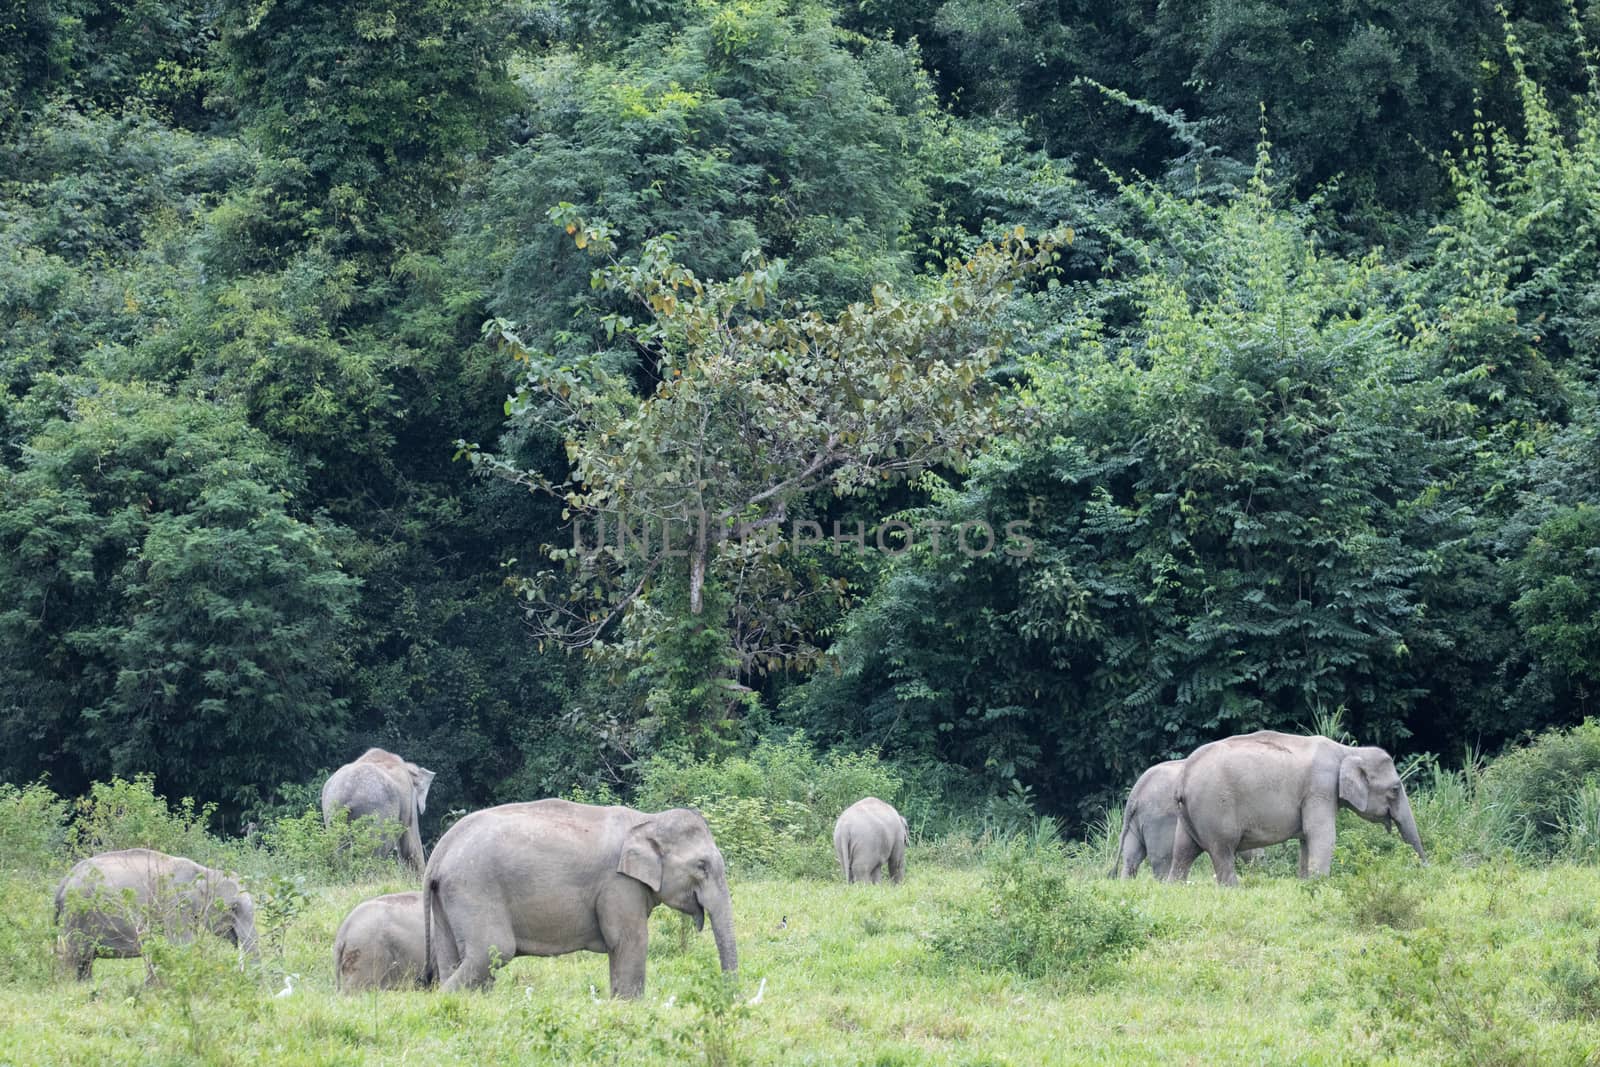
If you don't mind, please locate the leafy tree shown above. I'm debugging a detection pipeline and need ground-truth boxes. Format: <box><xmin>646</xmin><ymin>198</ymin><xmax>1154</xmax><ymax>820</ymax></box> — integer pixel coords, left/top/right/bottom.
<box><xmin>0</xmin><ymin>382</ymin><xmax>358</xmax><ymax>812</ymax></box>
<box><xmin>465</xmin><ymin>215</ymin><xmax>1060</xmax><ymax>751</ymax></box>
<box><xmin>215</xmin><ymin>0</ymin><xmax>517</xmax><ymax>258</ymax></box>
<box><xmin>460</xmin><ymin>0</ymin><xmax>935</xmax><ymax>359</ymax></box>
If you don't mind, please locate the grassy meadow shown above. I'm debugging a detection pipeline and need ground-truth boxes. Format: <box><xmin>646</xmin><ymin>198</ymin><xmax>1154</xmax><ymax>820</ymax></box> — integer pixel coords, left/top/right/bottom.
<box><xmin>5</xmin><ymin>828</ymin><xmax>1600</xmax><ymax>1065</ymax></box>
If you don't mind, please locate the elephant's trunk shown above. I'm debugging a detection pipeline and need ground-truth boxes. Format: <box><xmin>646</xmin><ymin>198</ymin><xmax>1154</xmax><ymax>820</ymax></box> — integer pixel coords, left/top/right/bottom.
<box><xmin>1394</xmin><ymin>790</ymin><xmax>1426</xmax><ymax>863</ymax></box>
<box><xmin>705</xmin><ymin>884</ymin><xmax>738</xmax><ymax>974</ymax></box>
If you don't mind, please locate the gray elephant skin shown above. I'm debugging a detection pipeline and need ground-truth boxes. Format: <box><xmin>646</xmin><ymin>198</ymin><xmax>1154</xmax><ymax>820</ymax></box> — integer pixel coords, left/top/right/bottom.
<box><xmin>321</xmin><ymin>748</ymin><xmax>436</xmax><ymax>875</ymax></box>
<box><xmin>334</xmin><ymin>891</ymin><xmax>425</xmax><ymax>992</ymax></box>
<box><xmin>1170</xmin><ymin>730</ymin><xmax>1426</xmax><ymax>885</ymax></box>
<box><xmin>422</xmin><ymin>799</ymin><xmax>737</xmax><ymax>997</ymax></box>
<box><xmin>1116</xmin><ymin>760</ymin><xmax>1263</xmax><ymax>879</ymax></box>
<box><xmin>833</xmin><ymin>797</ymin><xmax>907</xmax><ymax>884</ymax></box>
<box><xmin>55</xmin><ymin>848</ymin><xmax>258</xmax><ymax>979</ymax></box>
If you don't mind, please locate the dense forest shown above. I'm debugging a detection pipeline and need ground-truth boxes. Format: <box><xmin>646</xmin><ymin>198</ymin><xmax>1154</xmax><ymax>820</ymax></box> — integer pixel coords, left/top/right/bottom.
<box><xmin>2</xmin><ymin>0</ymin><xmax>1598</xmax><ymax>830</ymax></box>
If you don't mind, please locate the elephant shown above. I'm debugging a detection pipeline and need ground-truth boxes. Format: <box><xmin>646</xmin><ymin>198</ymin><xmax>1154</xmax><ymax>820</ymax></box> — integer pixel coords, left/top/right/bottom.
<box><xmin>833</xmin><ymin>797</ymin><xmax>907</xmax><ymax>884</ymax></box>
<box><xmin>55</xmin><ymin>848</ymin><xmax>258</xmax><ymax>979</ymax></box>
<box><xmin>422</xmin><ymin>799</ymin><xmax>737</xmax><ymax>998</ymax></box>
<box><xmin>1169</xmin><ymin>730</ymin><xmax>1426</xmax><ymax>885</ymax></box>
<box><xmin>333</xmin><ymin>891</ymin><xmax>426</xmax><ymax>992</ymax></box>
<box><xmin>321</xmin><ymin>748</ymin><xmax>435</xmax><ymax>875</ymax></box>
<box><xmin>1115</xmin><ymin>760</ymin><xmax>1264</xmax><ymax>879</ymax></box>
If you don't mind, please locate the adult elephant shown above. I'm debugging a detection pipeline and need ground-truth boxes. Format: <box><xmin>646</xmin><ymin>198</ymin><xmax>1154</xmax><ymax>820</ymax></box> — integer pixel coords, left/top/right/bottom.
<box><xmin>334</xmin><ymin>891</ymin><xmax>425</xmax><ymax>992</ymax></box>
<box><xmin>321</xmin><ymin>748</ymin><xmax>435</xmax><ymax>875</ymax></box>
<box><xmin>1115</xmin><ymin>760</ymin><xmax>1263</xmax><ymax>879</ymax></box>
<box><xmin>833</xmin><ymin>797</ymin><xmax>907</xmax><ymax>884</ymax></box>
<box><xmin>56</xmin><ymin>848</ymin><xmax>258</xmax><ymax>979</ymax></box>
<box><xmin>422</xmin><ymin>799</ymin><xmax>737</xmax><ymax>997</ymax></box>
<box><xmin>1170</xmin><ymin>731</ymin><xmax>1426</xmax><ymax>885</ymax></box>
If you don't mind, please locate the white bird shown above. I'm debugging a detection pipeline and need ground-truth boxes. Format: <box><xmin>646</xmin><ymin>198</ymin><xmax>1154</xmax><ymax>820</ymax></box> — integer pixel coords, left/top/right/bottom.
<box><xmin>746</xmin><ymin>977</ymin><xmax>766</xmax><ymax>1006</ymax></box>
<box><xmin>663</xmin><ymin>995</ymin><xmax>676</xmax><ymax>1009</ymax></box>
<box><xmin>275</xmin><ymin>973</ymin><xmax>300</xmax><ymax>998</ymax></box>
<box><xmin>589</xmin><ymin>984</ymin><xmax>601</xmax><ymax>1003</ymax></box>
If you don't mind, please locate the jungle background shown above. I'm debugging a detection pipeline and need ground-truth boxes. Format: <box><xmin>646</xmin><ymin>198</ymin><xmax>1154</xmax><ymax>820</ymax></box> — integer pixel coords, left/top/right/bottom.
<box><xmin>3</xmin><ymin>0</ymin><xmax>1600</xmax><ymax>837</ymax></box>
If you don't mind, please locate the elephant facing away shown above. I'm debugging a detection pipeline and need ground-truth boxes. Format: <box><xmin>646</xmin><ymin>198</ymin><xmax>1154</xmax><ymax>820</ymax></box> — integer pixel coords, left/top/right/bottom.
<box><xmin>55</xmin><ymin>848</ymin><xmax>258</xmax><ymax>979</ymax></box>
<box><xmin>422</xmin><ymin>799</ymin><xmax>737</xmax><ymax>998</ymax></box>
<box><xmin>321</xmin><ymin>748</ymin><xmax>435</xmax><ymax>875</ymax></box>
<box><xmin>334</xmin><ymin>891</ymin><xmax>425</xmax><ymax>992</ymax></box>
<box><xmin>1116</xmin><ymin>761</ymin><xmax>1262</xmax><ymax>879</ymax></box>
<box><xmin>833</xmin><ymin>797</ymin><xmax>907</xmax><ymax>884</ymax></box>
<box><xmin>1170</xmin><ymin>731</ymin><xmax>1426</xmax><ymax>886</ymax></box>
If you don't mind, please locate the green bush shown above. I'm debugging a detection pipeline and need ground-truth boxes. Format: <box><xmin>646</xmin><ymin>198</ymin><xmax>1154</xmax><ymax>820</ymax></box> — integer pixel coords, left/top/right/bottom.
<box><xmin>635</xmin><ymin>734</ymin><xmax>906</xmax><ymax>840</ymax></box>
<box><xmin>634</xmin><ymin>734</ymin><xmax>909</xmax><ymax>878</ymax></box>
<box><xmin>0</xmin><ymin>781</ymin><xmax>69</xmax><ymax>873</ymax></box>
<box><xmin>1546</xmin><ymin>943</ymin><xmax>1600</xmax><ymax>1021</ymax></box>
<box><xmin>1337</xmin><ymin>862</ymin><xmax>1426</xmax><ymax>930</ymax></box>
<box><xmin>931</xmin><ymin>852</ymin><xmax>1156</xmax><ymax>979</ymax></box>
<box><xmin>68</xmin><ymin>775</ymin><xmax>230</xmax><ymax>866</ymax></box>
<box><xmin>258</xmin><ymin>808</ymin><xmax>401</xmax><ymax>883</ymax></box>
<box><xmin>0</xmin><ymin>873</ymin><xmax>56</xmax><ymax>986</ymax></box>
<box><xmin>1479</xmin><ymin>719</ymin><xmax>1600</xmax><ymax>858</ymax></box>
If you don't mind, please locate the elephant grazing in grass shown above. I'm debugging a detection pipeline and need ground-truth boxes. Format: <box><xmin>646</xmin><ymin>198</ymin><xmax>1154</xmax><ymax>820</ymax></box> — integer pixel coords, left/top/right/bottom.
<box><xmin>1170</xmin><ymin>731</ymin><xmax>1426</xmax><ymax>885</ymax></box>
<box><xmin>422</xmin><ymin>799</ymin><xmax>737</xmax><ymax>998</ymax></box>
<box><xmin>833</xmin><ymin>797</ymin><xmax>908</xmax><ymax>884</ymax></box>
<box><xmin>321</xmin><ymin>748</ymin><xmax>435</xmax><ymax>875</ymax></box>
<box><xmin>334</xmin><ymin>891</ymin><xmax>426</xmax><ymax>991</ymax></box>
<box><xmin>55</xmin><ymin>849</ymin><xmax>258</xmax><ymax>979</ymax></box>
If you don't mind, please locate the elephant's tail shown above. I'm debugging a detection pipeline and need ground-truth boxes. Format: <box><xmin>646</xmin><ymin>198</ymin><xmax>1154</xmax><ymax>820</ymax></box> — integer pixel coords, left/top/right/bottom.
<box><xmin>422</xmin><ymin>876</ymin><xmax>439</xmax><ymax>987</ymax></box>
<box><xmin>1174</xmin><ymin>791</ymin><xmax>1202</xmax><ymax>854</ymax></box>
<box><xmin>1112</xmin><ymin>805</ymin><xmax>1138</xmax><ymax>878</ymax></box>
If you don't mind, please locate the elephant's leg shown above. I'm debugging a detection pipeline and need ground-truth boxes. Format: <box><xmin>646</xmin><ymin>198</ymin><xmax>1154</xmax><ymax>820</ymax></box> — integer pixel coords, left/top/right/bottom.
<box><xmin>867</xmin><ymin>861</ymin><xmax>883</xmax><ymax>885</ymax></box>
<box><xmin>598</xmin><ymin>907</ymin><xmax>647</xmax><ymax>999</ymax></box>
<box><xmin>1120</xmin><ymin>829</ymin><xmax>1146</xmax><ymax>879</ymax></box>
<box><xmin>1167</xmin><ymin>821</ymin><xmax>1201</xmax><ymax>882</ymax></box>
<box><xmin>440</xmin><ymin>915</ymin><xmax>513</xmax><ymax>992</ymax></box>
<box><xmin>1297</xmin><ymin>838</ymin><xmax>1311</xmax><ymax>878</ymax></box>
<box><xmin>1210</xmin><ymin>846</ymin><xmax>1239</xmax><ymax>887</ymax></box>
<box><xmin>888</xmin><ymin>844</ymin><xmax>906</xmax><ymax>885</ymax></box>
<box><xmin>1301</xmin><ymin>804</ymin><xmax>1336</xmax><ymax>876</ymax></box>
<box><xmin>400</xmin><ymin>824</ymin><xmax>426</xmax><ymax>876</ymax></box>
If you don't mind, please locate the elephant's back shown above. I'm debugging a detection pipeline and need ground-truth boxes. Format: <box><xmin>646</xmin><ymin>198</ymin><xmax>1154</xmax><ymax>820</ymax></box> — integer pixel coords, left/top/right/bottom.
<box><xmin>324</xmin><ymin>762</ymin><xmax>403</xmax><ymax>819</ymax></box>
<box><xmin>427</xmin><ymin>799</ymin><xmax>625</xmax><ymax>878</ymax></box>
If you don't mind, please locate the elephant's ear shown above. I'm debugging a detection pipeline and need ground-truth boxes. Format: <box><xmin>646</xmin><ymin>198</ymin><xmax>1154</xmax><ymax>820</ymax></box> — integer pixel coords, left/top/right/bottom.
<box><xmin>410</xmin><ymin>766</ymin><xmax>436</xmax><ymax>817</ymax></box>
<box><xmin>1338</xmin><ymin>755</ymin><xmax>1370</xmax><ymax>810</ymax></box>
<box><xmin>618</xmin><ymin>823</ymin><xmax>663</xmax><ymax>892</ymax></box>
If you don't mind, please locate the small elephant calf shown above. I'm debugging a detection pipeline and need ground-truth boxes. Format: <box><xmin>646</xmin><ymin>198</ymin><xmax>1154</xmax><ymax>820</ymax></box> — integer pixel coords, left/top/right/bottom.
<box><xmin>55</xmin><ymin>848</ymin><xmax>258</xmax><ymax>980</ymax></box>
<box><xmin>833</xmin><ymin>797</ymin><xmax>908</xmax><ymax>884</ymax></box>
<box><xmin>334</xmin><ymin>891</ymin><xmax>426</xmax><ymax>992</ymax></box>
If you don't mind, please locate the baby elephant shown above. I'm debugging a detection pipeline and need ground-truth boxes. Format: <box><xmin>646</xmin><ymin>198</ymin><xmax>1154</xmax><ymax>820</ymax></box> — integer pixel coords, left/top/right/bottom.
<box><xmin>334</xmin><ymin>891</ymin><xmax>426</xmax><ymax>992</ymax></box>
<box><xmin>55</xmin><ymin>848</ymin><xmax>258</xmax><ymax>980</ymax></box>
<box><xmin>833</xmin><ymin>797</ymin><xmax>907</xmax><ymax>884</ymax></box>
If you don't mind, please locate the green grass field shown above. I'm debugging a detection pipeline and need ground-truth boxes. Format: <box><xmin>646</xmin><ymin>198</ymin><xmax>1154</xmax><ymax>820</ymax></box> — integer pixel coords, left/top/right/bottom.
<box><xmin>5</xmin><ymin>839</ymin><xmax>1600</xmax><ymax>1066</ymax></box>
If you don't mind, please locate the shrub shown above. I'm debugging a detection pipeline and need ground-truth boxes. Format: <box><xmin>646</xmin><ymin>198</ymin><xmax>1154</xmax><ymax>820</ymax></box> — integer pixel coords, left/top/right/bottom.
<box><xmin>635</xmin><ymin>733</ymin><xmax>907</xmax><ymax>841</ymax></box>
<box><xmin>69</xmin><ymin>775</ymin><xmax>228</xmax><ymax>866</ymax></box>
<box><xmin>0</xmin><ymin>872</ymin><xmax>56</xmax><ymax>986</ymax></box>
<box><xmin>258</xmin><ymin>808</ymin><xmax>401</xmax><ymax>883</ymax></box>
<box><xmin>1546</xmin><ymin>942</ymin><xmax>1600</xmax><ymax>1020</ymax></box>
<box><xmin>1338</xmin><ymin>863</ymin><xmax>1426</xmax><ymax>930</ymax></box>
<box><xmin>1479</xmin><ymin>719</ymin><xmax>1600</xmax><ymax>859</ymax></box>
<box><xmin>634</xmin><ymin>734</ymin><xmax>910</xmax><ymax>877</ymax></box>
<box><xmin>930</xmin><ymin>852</ymin><xmax>1156</xmax><ymax>979</ymax></box>
<box><xmin>1355</xmin><ymin>929</ymin><xmax>1544</xmax><ymax>1065</ymax></box>
<box><xmin>0</xmin><ymin>781</ymin><xmax>69</xmax><ymax>872</ymax></box>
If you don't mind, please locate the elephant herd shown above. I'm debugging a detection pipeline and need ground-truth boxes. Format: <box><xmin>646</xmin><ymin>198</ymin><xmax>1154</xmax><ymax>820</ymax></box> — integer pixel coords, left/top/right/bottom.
<box><xmin>51</xmin><ymin>747</ymin><xmax>912</xmax><ymax>998</ymax></box>
<box><xmin>1117</xmin><ymin>730</ymin><xmax>1426</xmax><ymax>884</ymax></box>
<box><xmin>52</xmin><ymin>731</ymin><xmax>1424</xmax><ymax>993</ymax></box>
